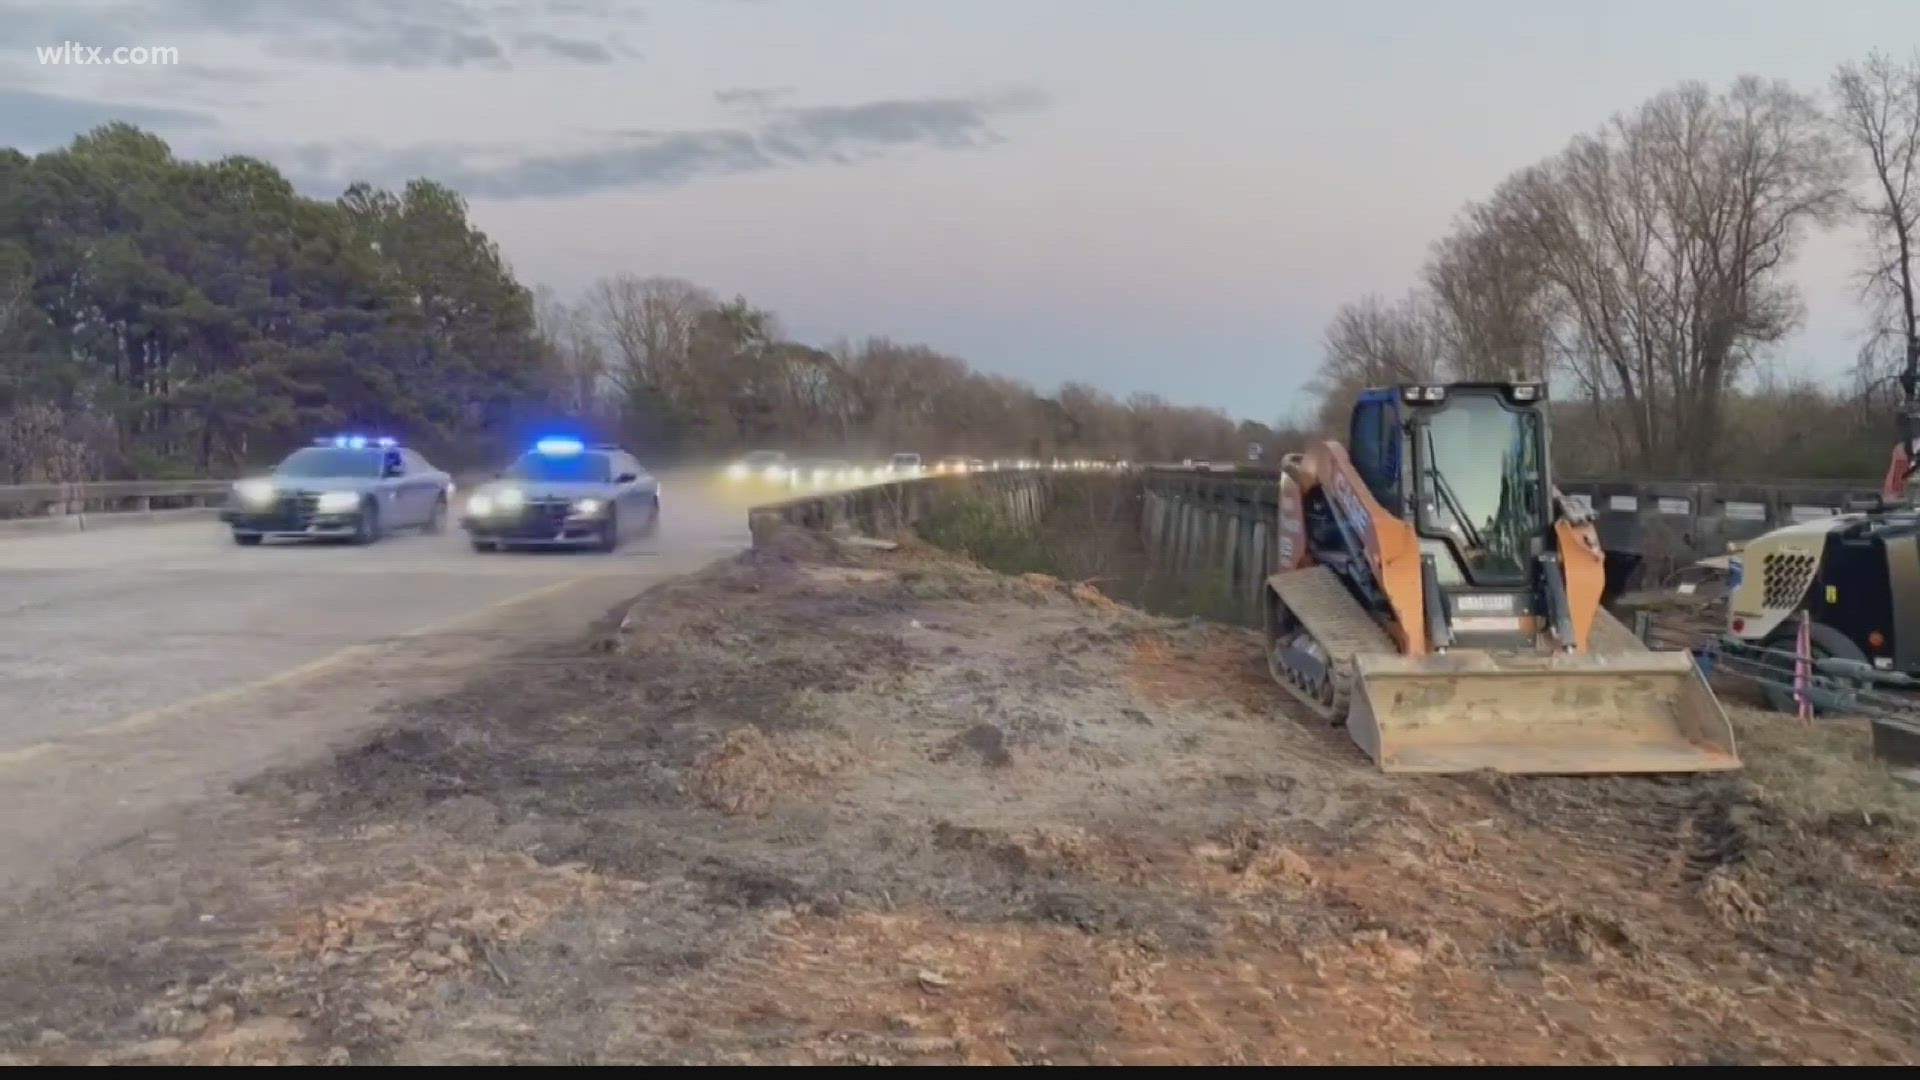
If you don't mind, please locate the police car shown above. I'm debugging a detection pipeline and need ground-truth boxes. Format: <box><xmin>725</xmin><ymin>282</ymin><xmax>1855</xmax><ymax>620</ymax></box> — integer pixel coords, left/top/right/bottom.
<box><xmin>460</xmin><ymin>437</ymin><xmax>661</xmax><ymax>552</ymax></box>
<box><xmin>222</xmin><ymin>435</ymin><xmax>455</xmax><ymax>546</ymax></box>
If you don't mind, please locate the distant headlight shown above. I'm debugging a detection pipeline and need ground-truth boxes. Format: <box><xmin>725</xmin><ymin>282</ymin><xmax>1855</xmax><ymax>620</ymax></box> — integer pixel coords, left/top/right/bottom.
<box><xmin>726</xmin><ymin>463</ymin><xmax>750</xmax><ymax>480</ymax></box>
<box><xmin>764</xmin><ymin>466</ymin><xmax>788</xmax><ymax>481</ymax></box>
<box><xmin>316</xmin><ymin>491</ymin><xmax>359</xmax><ymax>514</ymax></box>
<box><xmin>234</xmin><ymin>478</ymin><xmax>275</xmax><ymax>506</ymax></box>
<box><xmin>572</xmin><ymin>498</ymin><xmax>604</xmax><ymax>517</ymax></box>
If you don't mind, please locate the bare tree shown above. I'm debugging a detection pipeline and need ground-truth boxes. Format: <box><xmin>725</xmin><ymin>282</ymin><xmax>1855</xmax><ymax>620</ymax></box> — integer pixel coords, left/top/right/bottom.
<box><xmin>1521</xmin><ymin>77</ymin><xmax>1846</xmax><ymax>474</ymax></box>
<box><xmin>0</xmin><ymin>401</ymin><xmax>97</xmax><ymax>486</ymax></box>
<box><xmin>1833</xmin><ymin>50</ymin><xmax>1920</xmax><ymax>399</ymax></box>
<box><xmin>532</xmin><ymin>286</ymin><xmax>607</xmax><ymax>415</ymax></box>
<box><xmin>1310</xmin><ymin>291</ymin><xmax>1446</xmax><ymax>431</ymax></box>
<box><xmin>1425</xmin><ymin>171</ymin><xmax>1560</xmax><ymax>381</ymax></box>
<box><xmin>586</xmin><ymin>274</ymin><xmax>718</xmax><ymax>404</ymax></box>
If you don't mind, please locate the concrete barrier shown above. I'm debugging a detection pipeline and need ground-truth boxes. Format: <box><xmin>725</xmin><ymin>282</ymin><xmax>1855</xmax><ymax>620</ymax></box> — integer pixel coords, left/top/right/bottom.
<box><xmin>748</xmin><ymin>470</ymin><xmax>1048</xmax><ymax>547</ymax></box>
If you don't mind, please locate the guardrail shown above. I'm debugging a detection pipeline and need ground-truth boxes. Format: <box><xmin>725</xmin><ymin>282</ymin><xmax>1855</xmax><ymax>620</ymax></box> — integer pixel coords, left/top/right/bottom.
<box><xmin>0</xmin><ymin>480</ymin><xmax>233</xmax><ymax>532</ymax></box>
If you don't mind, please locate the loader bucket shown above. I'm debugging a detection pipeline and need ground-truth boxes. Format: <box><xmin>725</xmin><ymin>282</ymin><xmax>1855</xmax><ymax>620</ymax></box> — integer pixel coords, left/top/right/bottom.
<box><xmin>1344</xmin><ymin>648</ymin><xmax>1741</xmax><ymax>775</ymax></box>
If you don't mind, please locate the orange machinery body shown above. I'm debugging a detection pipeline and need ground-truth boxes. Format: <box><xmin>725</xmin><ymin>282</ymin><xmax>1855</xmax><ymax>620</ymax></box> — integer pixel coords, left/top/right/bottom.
<box><xmin>1273</xmin><ymin>437</ymin><xmax>1609</xmax><ymax>656</ymax></box>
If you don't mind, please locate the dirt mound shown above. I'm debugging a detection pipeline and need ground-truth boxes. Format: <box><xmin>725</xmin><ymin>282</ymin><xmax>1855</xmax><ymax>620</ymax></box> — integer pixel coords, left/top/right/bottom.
<box><xmin>5</xmin><ymin>536</ymin><xmax>1918</xmax><ymax>1065</ymax></box>
<box><xmin>683</xmin><ymin>726</ymin><xmax>858</xmax><ymax>816</ymax></box>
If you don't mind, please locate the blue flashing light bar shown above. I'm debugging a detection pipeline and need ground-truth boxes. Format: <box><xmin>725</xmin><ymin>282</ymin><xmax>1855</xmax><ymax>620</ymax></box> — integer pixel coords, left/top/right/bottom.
<box><xmin>317</xmin><ymin>434</ymin><xmax>396</xmax><ymax>450</ymax></box>
<box><xmin>535</xmin><ymin>437</ymin><xmax>585</xmax><ymax>456</ymax></box>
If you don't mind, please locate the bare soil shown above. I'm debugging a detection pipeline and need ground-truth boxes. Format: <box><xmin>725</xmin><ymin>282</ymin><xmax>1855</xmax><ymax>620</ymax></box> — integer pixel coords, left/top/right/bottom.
<box><xmin>2</xmin><ymin>529</ymin><xmax>1917</xmax><ymax>1065</ymax></box>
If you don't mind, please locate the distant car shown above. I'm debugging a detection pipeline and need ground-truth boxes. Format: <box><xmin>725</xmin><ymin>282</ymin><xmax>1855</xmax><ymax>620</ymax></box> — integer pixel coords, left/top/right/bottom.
<box><xmin>785</xmin><ymin>457</ymin><xmax>852</xmax><ymax>490</ymax></box>
<box><xmin>889</xmin><ymin>452</ymin><xmax>922</xmax><ymax>476</ymax></box>
<box><xmin>844</xmin><ymin>461</ymin><xmax>893</xmax><ymax>485</ymax></box>
<box><xmin>222</xmin><ymin>435</ymin><xmax>453</xmax><ymax>546</ymax></box>
<box><xmin>725</xmin><ymin>450</ymin><xmax>790</xmax><ymax>483</ymax></box>
<box><xmin>461</xmin><ymin>438</ymin><xmax>660</xmax><ymax>553</ymax></box>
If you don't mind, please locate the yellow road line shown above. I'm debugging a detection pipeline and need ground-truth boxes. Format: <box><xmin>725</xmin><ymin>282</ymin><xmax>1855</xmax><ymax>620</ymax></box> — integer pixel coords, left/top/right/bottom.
<box><xmin>0</xmin><ymin>574</ymin><xmax>599</xmax><ymax>770</ymax></box>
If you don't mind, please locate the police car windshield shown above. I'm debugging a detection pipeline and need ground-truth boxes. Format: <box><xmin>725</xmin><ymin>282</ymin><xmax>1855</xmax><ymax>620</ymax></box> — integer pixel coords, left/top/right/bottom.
<box><xmin>505</xmin><ymin>452</ymin><xmax>611</xmax><ymax>483</ymax></box>
<box><xmin>275</xmin><ymin>447</ymin><xmax>382</xmax><ymax>478</ymax></box>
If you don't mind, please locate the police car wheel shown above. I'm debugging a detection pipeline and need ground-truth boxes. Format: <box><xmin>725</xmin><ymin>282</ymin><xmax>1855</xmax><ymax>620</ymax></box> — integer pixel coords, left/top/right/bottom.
<box><xmin>233</xmin><ymin>532</ymin><xmax>262</xmax><ymax>546</ymax></box>
<box><xmin>471</xmin><ymin>538</ymin><xmax>496</xmax><ymax>553</ymax></box>
<box><xmin>596</xmin><ymin>508</ymin><xmax>620</xmax><ymax>552</ymax></box>
<box><xmin>637</xmin><ymin>496</ymin><xmax>660</xmax><ymax>537</ymax></box>
<box><xmin>425</xmin><ymin>496</ymin><xmax>448</xmax><ymax>534</ymax></box>
<box><xmin>354</xmin><ymin>501</ymin><xmax>380</xmax><ymax>545</ymax></box>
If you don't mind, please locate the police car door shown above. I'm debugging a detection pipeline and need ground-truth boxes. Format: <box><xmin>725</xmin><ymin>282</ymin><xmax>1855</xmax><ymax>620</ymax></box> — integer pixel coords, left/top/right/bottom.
<box><xmin>402</xmin><ymin>449</ymin><xmax>442</xmax><ymax>525</ymax></box>
<box><xmin>610</xmin><ymin>452</ymin><xmax>643</xmax><ymax>522</ymax></box>
<box><xmin>381</xmin><ymin>449</ymin><xmax>423</xmax><ymax>526</ymax></box>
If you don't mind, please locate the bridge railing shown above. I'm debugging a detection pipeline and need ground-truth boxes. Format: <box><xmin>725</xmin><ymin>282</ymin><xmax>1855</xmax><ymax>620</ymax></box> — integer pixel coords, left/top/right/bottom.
<box><xmin>1140</xmin><ymin>465</ymin><xmax>1884</xmax><ymax>566</ymax></box>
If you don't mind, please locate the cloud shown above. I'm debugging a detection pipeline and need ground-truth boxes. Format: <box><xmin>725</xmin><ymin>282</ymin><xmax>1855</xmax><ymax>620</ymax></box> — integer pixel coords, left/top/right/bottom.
<box><xmin>284</xmin><ymin>91</ymin><xmax>1047</xmax><ymax>201</ymax></box>
<box><xmin>0</xmin><ymin>0</ymin><xmax>645</xmax><ymax>71</ymax></box>
<box><xmin>715</xmin><ymin>86</ymin><xmax>796</xmax><ymax>109</ymax></box>
<box><xmin>0</xmin><ymin>88</ymin><xmax>212</xmax><ymax>151</ymax></box>
<box><xmin>514</xmin><ymin>33</ymin><xmax>634</xmax><ymax>64</ymax></box>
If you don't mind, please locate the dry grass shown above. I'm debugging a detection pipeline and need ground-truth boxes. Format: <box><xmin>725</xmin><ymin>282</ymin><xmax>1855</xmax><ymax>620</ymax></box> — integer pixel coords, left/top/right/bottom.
<box><xmin>1727</xmin><ymin>708</ymin><xmax>1920</xmax><ymax>829</ymax></box>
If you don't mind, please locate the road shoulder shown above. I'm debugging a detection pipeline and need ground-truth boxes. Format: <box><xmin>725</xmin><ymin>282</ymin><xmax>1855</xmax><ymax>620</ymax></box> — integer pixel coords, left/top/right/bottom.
<box><xmin>0</xmin><ymin>571</ymin><xmax>651</xmax><ymax>901</ymax></box>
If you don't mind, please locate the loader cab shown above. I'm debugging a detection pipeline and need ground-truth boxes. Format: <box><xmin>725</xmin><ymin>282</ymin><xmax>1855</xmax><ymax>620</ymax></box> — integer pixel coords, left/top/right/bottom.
<box><xmin>1352</xmin><ymin>382</ymin><xmax>1553</xmax><ymax>590</ymax></box>
<box><xmin>1348</xmin><ymin>388</ymin><xmax>1407</xmax><ymax>516</ymax></box>
<box><xmin>1398</xmin><ymin>382</ymin><xmax>1553</xmax><ymax>588</ymax></box>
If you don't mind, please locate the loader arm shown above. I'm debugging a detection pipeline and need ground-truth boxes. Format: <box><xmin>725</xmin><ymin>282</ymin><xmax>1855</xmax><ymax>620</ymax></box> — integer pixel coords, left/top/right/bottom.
<box><xmin>1295</xmin><ymin>438</ymin><xmax>1430</xmax><ymax>654</ymax></box>
<box><xmin>1552</xmin><ymin>510</ymin><xmax>1608</xmax><ymax>654</ymax></box>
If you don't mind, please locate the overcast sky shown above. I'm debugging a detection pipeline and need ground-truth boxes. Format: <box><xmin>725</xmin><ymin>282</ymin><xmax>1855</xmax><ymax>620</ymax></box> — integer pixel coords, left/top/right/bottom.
<box><xmin>0</xmin><ymin>0</ymin><xmax>1911</xmax><ymax>423</ymax></box>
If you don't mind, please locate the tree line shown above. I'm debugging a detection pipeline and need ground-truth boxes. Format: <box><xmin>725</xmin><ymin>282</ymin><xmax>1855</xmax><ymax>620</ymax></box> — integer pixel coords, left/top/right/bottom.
<box><xmin>535</xmin><ymin>275</ymin><xmax>1278</xmax><ymax>466</ymax></box>
<box><xmin>1311</xmin><ymin>51</ymin><xmax>1920</xmax><ymax>481</ymax></box>
<box><xmin>0</xmin><ymin>123</ymin><xmax>1272</xmax><ymax>483</ymax></box>
<box><xmin>0</xmin><ymin>124</ymin><xmax>551</xmax><ymax>482</ymax></box>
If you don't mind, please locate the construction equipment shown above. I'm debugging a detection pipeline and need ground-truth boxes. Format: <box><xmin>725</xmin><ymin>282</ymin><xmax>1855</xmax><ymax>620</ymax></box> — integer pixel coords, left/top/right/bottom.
<box><xmin>1263</xmin><ymin>381</ymin><xmax>1740</xmax><ymax>775</ymax></box>
<box><xmin>1714</xmin><ymin>340</ymin><xmax>1920</xmax><ymax>715</ymax></box>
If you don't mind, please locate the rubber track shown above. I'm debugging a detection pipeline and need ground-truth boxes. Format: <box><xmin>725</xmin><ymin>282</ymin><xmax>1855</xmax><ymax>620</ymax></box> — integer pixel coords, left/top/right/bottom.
<box><xmin>1268</xmin><ymin>566</ymin><xmax>1395</xmax><ymax>725</ymax></box>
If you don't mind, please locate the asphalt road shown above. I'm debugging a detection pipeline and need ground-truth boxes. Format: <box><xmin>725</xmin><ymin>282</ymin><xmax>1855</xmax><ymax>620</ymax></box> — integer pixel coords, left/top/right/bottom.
<box><xmin>0</xmin><ymin>474</ymin><xmax>758</xmax><ymax>900</ymax></box>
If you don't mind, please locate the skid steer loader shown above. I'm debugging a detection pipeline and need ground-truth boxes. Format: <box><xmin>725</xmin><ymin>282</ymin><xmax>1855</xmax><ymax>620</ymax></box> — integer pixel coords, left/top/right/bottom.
<box><xmin>1264</xmin><ymin>381</ymin><xmax>1740</xmax><ymax>775</ymax></box>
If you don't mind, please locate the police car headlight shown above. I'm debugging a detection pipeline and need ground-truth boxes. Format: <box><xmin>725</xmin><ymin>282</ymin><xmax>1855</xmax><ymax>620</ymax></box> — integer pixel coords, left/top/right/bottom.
<box><xmin>572</xmin><ymin>498</ymin><xmax>604</xmax><ymax>517</ymax></box>
<box><xmin>234</xmin><ymin>479</ymin><xmax>275</xmax><ymax>507</ymax></box>
<box><xmin>467</xmin><ymin>494</ymin><xmax>493</xmax><ymax>516</ymax></box>
<box><xmin>316</xmin><ymin>491</ymin><xmax>359</xmax><ymax>514</ymax></box>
